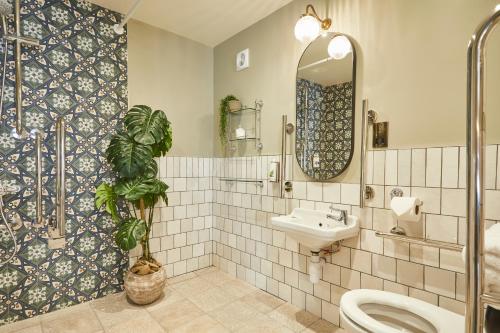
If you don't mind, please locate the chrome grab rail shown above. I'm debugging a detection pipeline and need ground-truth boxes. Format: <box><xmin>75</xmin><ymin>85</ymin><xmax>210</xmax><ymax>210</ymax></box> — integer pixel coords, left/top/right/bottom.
<box><xmin>281</xmin><ymin>115</ymin><xmax>287</xmax><ymax>198</ymax></box>
<box><xmin>466</xmin><ymin>6</ymin><xmax>500</xmax><ymax>333</ymax></box>
<box><xmin>220</xmin><ymin>178</ymin><xmax>264</xmax><ymax>188</ymax></box>
<box><xmin>55</xmin><ymin>117</ymin><xmax>66</xmax><ymax>238</ymax></box>
<box><xmin>375</xmin><ymin>231</ymin><xmax>463</xmax><ymax>252</ymax></box>
<box><xmin>359</xmin><ymin>99</ymin><xmax>375</xmax><ymax>208</ymax></box>
<box><xmin>33</xmin><ymin>131</ymin><xmax>44</xmax><ymax>227</ymax></box>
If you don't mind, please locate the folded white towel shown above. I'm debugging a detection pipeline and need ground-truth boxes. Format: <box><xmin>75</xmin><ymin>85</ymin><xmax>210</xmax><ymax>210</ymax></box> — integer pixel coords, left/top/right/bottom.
<box><xmin>485</xmin><ymin>223</ymin><xmax>500</xmax><ymax>255</ymax></box>
<box><xmin>462</xmin><ymin>223</ymin><xmax>500</xmax><ymax>296</ymax></box>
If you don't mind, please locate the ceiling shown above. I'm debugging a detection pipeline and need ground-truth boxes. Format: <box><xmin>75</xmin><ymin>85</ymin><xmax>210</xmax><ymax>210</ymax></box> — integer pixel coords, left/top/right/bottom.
<box><xmin>89</xmin><ymin>0</ymin><xmax>294</xmax><ymax>47</ymax></box>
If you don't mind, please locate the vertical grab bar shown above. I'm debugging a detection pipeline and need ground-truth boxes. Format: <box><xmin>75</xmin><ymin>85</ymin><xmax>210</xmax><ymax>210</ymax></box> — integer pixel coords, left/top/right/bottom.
<box><xmin>466</xmin><ymin>7</ymin><xmax>500</xmax><ymax>333</ymax></box>
<box><xmin>360</xmin><ymin>99</ymin><xmax>375</xmax><ymax>208</ymax></box>
<box><xmin>281</xmin><ymin>115</ymin><xmax>287</xmax><ymax>198</ymax></box>
<box><xmin>35</xmin><ymin>131</ymin><xmax>44</xmax><ymax>226</ymax></box>
<box><xmin>56</xmin><ymin>117</ymin><xmax>66</xmax><ymax>237</ymax></box>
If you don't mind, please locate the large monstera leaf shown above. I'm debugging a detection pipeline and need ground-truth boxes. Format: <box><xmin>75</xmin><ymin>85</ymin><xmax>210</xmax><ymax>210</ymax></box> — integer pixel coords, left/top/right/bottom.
<box><xmin>151</xmin><ymin>122</ymin><xmax>172</xmax><ymax>157</ymax></box>
<box><xmin>125</xmin><ymin>105</ymin><xmax>172</xmax><ymax>150</ymax></box>
<box><xmin>141</xmin><ymin>179</ymin><xmax>169</xmax><ymax>208</ymax></box>
<box><xmin>115</xmin><ymin>177</ymin><xmax>168</xmax><ymax>208</ymax></box>
<box><xmin>115</xmin><ymin>177</ymin><xmax>155</xmax><ymax>201</ymax></box>
<box><xmin>144</xmin><ymin>159</ymin><xmax>158</xmax><ymax>179</ymax></box>
<box><xmin>106</xmin><ymin>131</ymin><xmax>153</xmax><ymax>178</ymax></box>
<box><xmin>95</xmin><ymin>183</ymin><xmax>119</xmax><ymax>223</ymax></box>
<box><xmin>116</xmin><ymin>218</ymin><xmax>146</xmax><ymax>251</ymax></box>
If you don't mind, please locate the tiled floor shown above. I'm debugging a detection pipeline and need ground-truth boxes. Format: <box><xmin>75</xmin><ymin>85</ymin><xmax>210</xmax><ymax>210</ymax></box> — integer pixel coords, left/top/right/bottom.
<box><xmin>0</xmin><ymin>268</ymin><xmax>345</xmax><ymax>333</ymax></box>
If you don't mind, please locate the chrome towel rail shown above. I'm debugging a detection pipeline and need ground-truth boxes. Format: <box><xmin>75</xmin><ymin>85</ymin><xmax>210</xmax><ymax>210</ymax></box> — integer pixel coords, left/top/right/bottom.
<box><xmin>220</xmin><ymin>178</ymin><xmax>264</xmax><ymax>188</ymax></box>
<box><xmin>375</xmin><ymin>231</ymin><xmax>463</xmax><ymax>252</ymax></box>
<box><xmin>466</xmin><ymin>6</ymin><xmax>500</xmax><ymax>332</ymax></box>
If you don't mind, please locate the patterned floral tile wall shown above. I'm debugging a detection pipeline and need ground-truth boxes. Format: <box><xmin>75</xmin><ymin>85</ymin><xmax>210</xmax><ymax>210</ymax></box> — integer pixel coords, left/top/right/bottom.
<box><xmin>0</xmin><ymin>0</ymin><xmax>127</xmax><ymax>325</ymax></box>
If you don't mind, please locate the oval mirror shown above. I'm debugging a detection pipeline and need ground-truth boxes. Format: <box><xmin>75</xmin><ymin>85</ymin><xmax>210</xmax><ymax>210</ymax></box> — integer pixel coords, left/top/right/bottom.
<box><xmin>295</xmin><ymin>32</ymin><xmax>356</xmax><ymax>180</ymax></box>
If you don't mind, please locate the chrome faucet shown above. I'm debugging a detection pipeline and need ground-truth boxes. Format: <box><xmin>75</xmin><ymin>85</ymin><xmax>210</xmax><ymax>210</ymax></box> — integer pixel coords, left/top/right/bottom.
<box><xmin>327</xmin><ymin>204</ymin><xmax>347</xmax><ymax>225</ymax></box>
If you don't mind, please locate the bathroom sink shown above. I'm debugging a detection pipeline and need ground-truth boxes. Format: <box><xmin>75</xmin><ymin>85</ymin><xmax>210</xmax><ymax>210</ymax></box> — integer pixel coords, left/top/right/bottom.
<box><xmin>271</xmin><ymin>208</ymin><xmax>359</xmax><ymax>251</ymax></box>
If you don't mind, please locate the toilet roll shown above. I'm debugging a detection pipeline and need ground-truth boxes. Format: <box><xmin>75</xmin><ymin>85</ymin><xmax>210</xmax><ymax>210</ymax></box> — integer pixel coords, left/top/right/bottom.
<box><xmin>390</xmin><ymin>197</ymin><xmax>422</xmax><ymax>222</ymax></box>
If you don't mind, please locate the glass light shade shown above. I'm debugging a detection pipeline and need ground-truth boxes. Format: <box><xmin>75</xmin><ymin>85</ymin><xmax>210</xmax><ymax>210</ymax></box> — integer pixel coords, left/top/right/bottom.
<box><xmin>327</xmin><ymin>35</ymin><xmax>352</xmax><ymax>60</ymax></box>
<box><xmin>294</xmin><ymin>15</ymin><xmax>321</xmax><ymax>42</ymax></box>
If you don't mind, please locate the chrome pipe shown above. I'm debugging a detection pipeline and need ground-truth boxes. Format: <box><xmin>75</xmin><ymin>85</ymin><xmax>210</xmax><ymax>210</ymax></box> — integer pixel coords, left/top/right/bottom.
<box><xmin>4</xmin><ymin>34</ymin><xmax>40</xmax><ymax>46</ymax></box>
<box><xmin>113</xmin><ymin>0</ymin><xmax>142</xmax><ymax>34</ymax></box>
<box><xmin>360</xmin><ymin>100</ymin><xmax>375</xmax><ymax>207</ymax></box>
<box><xmin>14</xmin><ymin>0</ymin><xmax>22</xmax><ymax>136</ymax></box>
<box><xmin>466</xmin><ymin>7</ymin><xmax>500</xmax><ymax>333</ymax></box>
<box><xmin>55</xmin><ymin>117</ymin><xmax>66</xmax><ymax>237</ymax></box>
<box><xmin>375</xmin><ymin>231</ymin><xmax>463</xmax><ymax>252</ymax></box>
<box><xmin>34</xmin><ymin>131</ymin><xmax>43</xmax><ymax>226</ymax></box>
<box><xmin>281</xmin><ymin>115</ymin><xmax>287</xmax><ymax>198</ymax></box>
<box><xmin>360</xmin><ymin>100</ymin><xmax>368</xmax><ymax>208</ymax></box>
<box><xmin>220</xmin><ymin>178</ymin><xmax>264</xmax><ymax>187</ymax></box>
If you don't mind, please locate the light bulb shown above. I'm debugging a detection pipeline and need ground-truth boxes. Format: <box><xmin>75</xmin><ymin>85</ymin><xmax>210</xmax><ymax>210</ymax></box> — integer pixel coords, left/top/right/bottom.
<box><xmin>327</xmin><ymin>35</ymin><xmax>352</xmax><ymax>60</ymax></box>
<box><xmin>294</xmin><ymin>15</ymin><xmax>320</xmax><ymax>43</ymax></box>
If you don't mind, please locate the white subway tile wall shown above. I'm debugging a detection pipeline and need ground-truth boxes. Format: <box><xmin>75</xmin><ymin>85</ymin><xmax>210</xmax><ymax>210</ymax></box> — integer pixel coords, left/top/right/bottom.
<box><xmin>129</xmin><ymin>157</ymin><xmax>214</xmax><ymax>277</ymax></box>
<box><xmin>137</xmin><ymin>145</ymin><xmax>500</xmax><ymax>326</ymax></box>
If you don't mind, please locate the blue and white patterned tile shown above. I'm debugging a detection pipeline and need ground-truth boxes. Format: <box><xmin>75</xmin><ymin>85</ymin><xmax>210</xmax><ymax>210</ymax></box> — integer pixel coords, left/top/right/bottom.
<box><xmin>0</xmin><ymin>0</ymin><xmax>127</xmax><ymax>325</ymax></box>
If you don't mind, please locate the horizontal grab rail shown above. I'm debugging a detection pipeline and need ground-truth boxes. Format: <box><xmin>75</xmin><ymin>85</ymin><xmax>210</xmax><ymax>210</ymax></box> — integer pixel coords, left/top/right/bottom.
<box><xmin>219</xmin><ymin>178</ymin><xmax>264</xmax><ymax>187</ymax></box>
<box><xmin>375</xmin><ymin>231</ymin><xmax>463</xmax><ymax>251</ymax></box>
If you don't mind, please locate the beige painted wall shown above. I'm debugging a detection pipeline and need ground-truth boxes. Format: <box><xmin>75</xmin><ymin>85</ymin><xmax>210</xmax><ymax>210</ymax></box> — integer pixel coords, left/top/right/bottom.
<box><xmin>128</xmin><ymin>20</ymin><xmax>214</xmax><ymax>156</ymax></box>
<box><xmin>213</xmin><ymin>0</ymin><xmax>500</xmax><ymax>181</ymax></box>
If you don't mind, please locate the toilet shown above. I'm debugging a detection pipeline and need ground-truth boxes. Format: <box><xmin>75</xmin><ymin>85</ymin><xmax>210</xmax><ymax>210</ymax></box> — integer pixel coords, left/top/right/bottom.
<box><xmin>340</xmin><ymin>289</ymin><xmax>464</xmax><ymax>333</ymax></box>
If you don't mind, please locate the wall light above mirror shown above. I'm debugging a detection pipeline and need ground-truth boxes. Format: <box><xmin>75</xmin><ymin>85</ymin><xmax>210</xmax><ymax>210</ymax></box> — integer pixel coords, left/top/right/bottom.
<box><xmin>295</xmin><ymin>4</ymin><xmax>352</xmax><ymax>62</ymax></box>
<box><xmin>294</xmin><ymin>4</ymin><xmax>331</xmax><ymax>42</ymax></box>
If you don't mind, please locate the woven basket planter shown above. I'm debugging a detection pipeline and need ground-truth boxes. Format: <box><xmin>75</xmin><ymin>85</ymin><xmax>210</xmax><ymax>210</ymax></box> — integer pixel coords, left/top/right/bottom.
<box><xmin>228</xmin><ymin>99</ymin><xmax>242</xmax><ymax>112</ymax></box>
<box><xmin>124</xmin><ymin>267</ymin><xmax>167</xmax><ymax>305</ymax></box>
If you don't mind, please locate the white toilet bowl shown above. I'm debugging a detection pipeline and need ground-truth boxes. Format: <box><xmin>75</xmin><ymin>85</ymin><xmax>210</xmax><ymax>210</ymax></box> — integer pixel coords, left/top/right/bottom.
<box><xmin>340</xmin><ymin>289</ymin><xmax>464</xmax><ymax>333</ymax></box>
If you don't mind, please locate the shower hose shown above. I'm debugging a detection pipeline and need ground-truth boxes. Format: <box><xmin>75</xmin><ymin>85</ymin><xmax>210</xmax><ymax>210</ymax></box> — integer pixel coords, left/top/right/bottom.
<box><xmin>0</xmin><ymin>187</ymin><xmax>17</xmax><ymax>266</ymax></box>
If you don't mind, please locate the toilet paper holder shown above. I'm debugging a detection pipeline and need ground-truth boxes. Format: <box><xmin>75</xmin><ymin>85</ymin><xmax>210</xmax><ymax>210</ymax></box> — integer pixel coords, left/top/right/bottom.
<box><xmin>390</xmin><ymin>188</ymin><xmax>424</xmax><ymax>203</ymax></box>
<box><xmin>390</xmin><ymin>188</ymin><xmax>404</xmax><ymax>199</ymax></box>
<box><xmin>390</xmin><ymin>187</ymin><xmax>423</xmax><ymax>214</ymax></box>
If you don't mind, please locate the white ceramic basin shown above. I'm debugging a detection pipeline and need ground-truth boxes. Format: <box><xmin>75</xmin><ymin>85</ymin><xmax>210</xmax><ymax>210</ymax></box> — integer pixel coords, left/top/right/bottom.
<box><xmin>271</xmin><ymin>208</ymin><xmax>359</xmax><ymax>251</ymax></box>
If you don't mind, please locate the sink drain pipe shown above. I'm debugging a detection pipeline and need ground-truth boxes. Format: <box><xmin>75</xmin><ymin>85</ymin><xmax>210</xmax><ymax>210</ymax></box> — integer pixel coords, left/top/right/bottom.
<box><xmin>309</xmin><ymin>251</ymin><xmax>326</xmax><ymax>284</ymax></box>
<box><xmin>309</xmin><ymin>242</ymin><xmax>341</xmax><ymax>283</ymax></box>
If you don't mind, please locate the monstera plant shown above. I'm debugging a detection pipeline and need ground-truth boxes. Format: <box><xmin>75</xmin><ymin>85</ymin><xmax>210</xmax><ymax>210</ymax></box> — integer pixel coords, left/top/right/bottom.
<box><xmin>95</xmin><ymin>105</ymin><xmax>172</xmax><ymax>288</ymax></box>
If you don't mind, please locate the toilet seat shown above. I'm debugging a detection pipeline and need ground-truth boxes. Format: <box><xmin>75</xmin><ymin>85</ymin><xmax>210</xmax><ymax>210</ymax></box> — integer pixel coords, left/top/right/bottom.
<box><xmin>340</xmin><ymin>289</ymin><xmax>464</xmax><ymax>333</ymax></box>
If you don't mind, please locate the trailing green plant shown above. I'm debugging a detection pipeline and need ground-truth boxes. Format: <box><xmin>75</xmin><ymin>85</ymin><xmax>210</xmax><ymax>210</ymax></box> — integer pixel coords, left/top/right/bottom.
<box><xmin>95</xmin><ymin>105</ymin><xmax>172</xmax><ymax>274</ymax></box>
<box><xmin>219</xmin><ymin>95</ymin><xmax>238</xmax><ymax>145</ymax></box>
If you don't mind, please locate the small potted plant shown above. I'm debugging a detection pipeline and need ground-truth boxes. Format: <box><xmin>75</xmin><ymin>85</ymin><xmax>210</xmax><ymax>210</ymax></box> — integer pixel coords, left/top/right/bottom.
<box><xmin>219</xmin><ymin>95</ymin><xmax>241</xmax><ymax>144</ymax></box>
<box><xmin>95</xmin><ymin>105</ymin><xmax>172</xmax><ymax>305</ymax></box>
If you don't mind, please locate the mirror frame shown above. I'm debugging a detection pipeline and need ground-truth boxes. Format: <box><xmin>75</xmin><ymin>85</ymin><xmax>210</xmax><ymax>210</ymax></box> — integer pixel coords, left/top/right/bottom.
<box><xmin>295</xmin><ymin>32</ymin><xmax>357</xmax><ymax>180</ymax></box>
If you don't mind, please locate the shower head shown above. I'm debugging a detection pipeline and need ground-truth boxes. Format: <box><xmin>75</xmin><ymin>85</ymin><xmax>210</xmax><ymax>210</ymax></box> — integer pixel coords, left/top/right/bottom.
<box><xmin>0</xmin><ymin>0</ymin><xmax>12</xmax><ymax>16</ymax></box>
